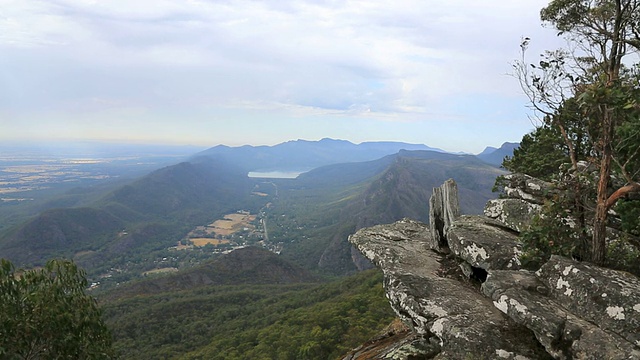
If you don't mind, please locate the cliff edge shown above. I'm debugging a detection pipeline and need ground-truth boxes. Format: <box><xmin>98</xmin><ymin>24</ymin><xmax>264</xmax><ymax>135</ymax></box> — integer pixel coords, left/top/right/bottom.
<box><xmin>345</xmin><ymin>176</ymin><xmax>640</xmax><ymax>360</ymax></box>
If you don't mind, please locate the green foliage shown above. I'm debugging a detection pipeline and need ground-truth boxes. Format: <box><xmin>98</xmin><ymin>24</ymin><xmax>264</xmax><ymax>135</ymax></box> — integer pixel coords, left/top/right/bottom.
<box><xmin>182</xmin><ymin>270</ymin><xmax>393</xmax><ymax>360</ymax></box>
<box><xmin>517</xmin><ymin>0</ymin><xmax>640</xmax><ymax>265</ymax></box>
<box><xmin>518</xmin><ymin>183</ymin><xmax>640</xmax><ymax>275</ymax></box>
<box><xmin>0</xmin><ymin>259</ymin><xmax>114</xmax><ymax>359</ymax></box>
<box><xmin>508</xmin><ymin>69</ymin><xmax>640</xmax><ymax>267</ymax></box>
<box><xmin>502</xmin><ymin>96</ymin><xmax>595</xmax><ymax>181</ymax></box>
<box><xmin>501</xmin><ymin>109</ymin><xmax>594</xmax><ymax>267</ymax></box>
<box><xmin>605</xmin><ymin>235</ymin><xmax>640</xmax><ymax>276</ymax></box>
<box><xmin>102</xmin><ymin>269</ymin><xmax>395</xmax><ymax>359</ymax></box>
<box><xmin>540</xmin><ymin>0</ymin><xmax>597</xmax><ymax>33</ymax></box>
<box><xmin>502</xmin><ymin>125</ymin><xmax>569</xmax><ymax>180</ymax></box>
<box><xmin>519</xmin><ymin>199</ymin><xmax>588</xmax><ymax>269</ymax></box>
<box><xmin>616</xmin><ymin>199</ymin><xmax>640</xmax><ymax>236</ymax></box>
<box><xmin>613</xmin><ymin>104</ymin><xmax>640</xmax><ymax>176</ymax></box>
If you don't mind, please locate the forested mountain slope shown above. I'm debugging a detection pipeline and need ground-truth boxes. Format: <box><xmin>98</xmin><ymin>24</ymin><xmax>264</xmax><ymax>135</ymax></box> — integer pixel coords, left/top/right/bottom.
<box><xmin>270</xmin><ymin>150</ymin><xmax>505</xmax><ymax>274</ymax></box>
<box><xmin>102</xmin><ymin>246</ymin><xmax>319</xmax><ymax>301</ymax></box>
<box><xmin>102</xmin><ymin>268</ymin><xmax>394</xmax><ymax>360</ymax></box>
<box><xmin>0</xmin><ymin>157</ymin><xmax>257</xmax><ymax>271</ymax></box>
<box><xmin>0</xmin><ymin>142</ymin><xmax>509</xmax><ymax>359</ymax></box>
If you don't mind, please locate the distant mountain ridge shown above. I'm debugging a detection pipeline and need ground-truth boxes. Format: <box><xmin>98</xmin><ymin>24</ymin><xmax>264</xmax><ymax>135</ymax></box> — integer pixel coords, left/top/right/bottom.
<box><xmin>477</xmin><ymin>142</ymin><xmax>519</xmax><ymax>166</ymax></box>
<box><xmin>194</xmin><ymin>138</ymin><xmax>445</xmax><ymax>171</ymax></box>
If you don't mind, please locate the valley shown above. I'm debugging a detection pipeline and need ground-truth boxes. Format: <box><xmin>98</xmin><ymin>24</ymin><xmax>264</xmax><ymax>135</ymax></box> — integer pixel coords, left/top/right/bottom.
<box><xmin>0</xmin><ymin>139</ymin><xmax>513</xmax><ymax>359</ymax></box>
<box><xmin>181</xmin><ymin>211</ymin><xmax>259</xmax><ymax>249</ymax></box>
<box><xmin>1</xmin><ymin>144</ymin><xmax>508</xmax><ymax>285</ymax></box>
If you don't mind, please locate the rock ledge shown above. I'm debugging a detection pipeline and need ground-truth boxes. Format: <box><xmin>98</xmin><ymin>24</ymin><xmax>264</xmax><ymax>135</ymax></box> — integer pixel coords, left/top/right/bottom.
<box><xmin>346</xmin><ymin>178</ymin><xmax>640</xmax><ymax>360</ymax></box>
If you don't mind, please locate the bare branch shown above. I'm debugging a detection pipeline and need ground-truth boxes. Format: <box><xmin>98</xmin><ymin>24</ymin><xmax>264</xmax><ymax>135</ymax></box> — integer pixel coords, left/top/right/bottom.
<box><xmin>606</xmin><ymin>182</ymin><xmax>640</xmax><ymax>209</ymax></box>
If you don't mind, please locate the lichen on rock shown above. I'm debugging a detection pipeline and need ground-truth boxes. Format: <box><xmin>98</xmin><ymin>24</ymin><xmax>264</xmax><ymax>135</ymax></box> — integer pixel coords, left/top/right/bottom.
<box><xmin>349</xmin><ymin>218</ymin><xmax>550</xmax><ymax>359</ymax></box>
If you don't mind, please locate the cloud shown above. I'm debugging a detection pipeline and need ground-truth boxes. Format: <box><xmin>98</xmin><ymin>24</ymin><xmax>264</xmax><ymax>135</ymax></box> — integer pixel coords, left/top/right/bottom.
<box><xmin>0</xmin><ymin>0</ymin><xmax>564</xmax><ymax>151</ymax></box>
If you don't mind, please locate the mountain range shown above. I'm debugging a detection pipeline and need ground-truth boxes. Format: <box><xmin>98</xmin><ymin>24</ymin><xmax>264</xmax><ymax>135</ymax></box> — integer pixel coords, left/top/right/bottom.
<box><xmin>477</xmin><ymin>142</ymin><xmax>519</xmax><ymax>165</ymax></box>
<box><xmin>0</xmin><ymin>138</ymin><xmax>516</xmax><ymax>359</ymax></box>
<box><xmin>194</xmin><ymin>138</ymin><xmax>446</xmax><ymax>171</ymax></box>
<box><xmin>0</xmin><ymin>139</ymin><xmax>513</xmax><ymax>277</ymax></box>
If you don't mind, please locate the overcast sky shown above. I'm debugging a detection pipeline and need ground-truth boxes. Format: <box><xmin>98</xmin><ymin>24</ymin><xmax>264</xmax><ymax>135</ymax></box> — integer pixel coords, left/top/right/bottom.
<box><xmin>1</xmin><ymin>0</ymin><xmax>565</xmax><ymax>153</ymax></box>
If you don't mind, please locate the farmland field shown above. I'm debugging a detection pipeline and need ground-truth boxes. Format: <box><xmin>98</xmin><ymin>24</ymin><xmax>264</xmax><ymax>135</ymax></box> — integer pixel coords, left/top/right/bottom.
<box><xmin>182</xmin><ymin>212</ymin><xmax>262</xmax><ymax>249</ymax></box>
<box><xmin>190</xmin><ymin>238</ymin><xmax>231</xmax><ymax>247</ymax></box>
<box><xmin>207</xmin><ymin>213</ymin><xmax>256</xmax><ymax>236</ymax></box>
<box><xmin>0</xmin><ymin>142</ymin><xmax>202</xmax><ymax>203</ymax></box>
<box><xmin>142</xmin><ymin>267</ymin><xmax>179</xmax><ymax>276</ymax></box>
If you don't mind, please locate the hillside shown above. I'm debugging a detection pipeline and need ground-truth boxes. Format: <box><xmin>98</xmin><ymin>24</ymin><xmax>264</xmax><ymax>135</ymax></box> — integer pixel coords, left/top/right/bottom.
<box><xmin>103</xmin><ymin>246</ymin><xmax>319</xmax><ymax>301</ymax></box>
<box><xmin>0</xmin><ymin>142</ymin><xmax>200</xmax><ymax>235</ymax></box>
<box><xmin>0</xmin><ymin>140</ymin><xmax>511</xmax><ymax>359</ymax></box>
<box><xmin>350</xmin><ymin>150</ymin><xmax>503</xmax><ymax>224</ymax></box>
<box><xmin>0</xmin><ymin>207</ymin><xmax>125</xmax><ymax>266</ymax></box>
<box><xmin>268</xmin><ymin>150</ymin><xmax>505</xmax><ymax>274</ymax></box>
<box><xmin>0</xmin><ymin>157</ymin><xmax>258</xmax><ymax>272</ymax></box>
<box><xmin>101</xmin><ymin>268</ymin><xmax>395</xmax><ymax>359</ymax></box>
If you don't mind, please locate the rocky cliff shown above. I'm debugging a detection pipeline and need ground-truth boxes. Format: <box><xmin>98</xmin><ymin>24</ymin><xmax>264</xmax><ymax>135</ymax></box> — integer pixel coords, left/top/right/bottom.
<box><xmin>344</xmin><ymin>175</ymin><xmax>640</xmax><ymax>359</ymax></box>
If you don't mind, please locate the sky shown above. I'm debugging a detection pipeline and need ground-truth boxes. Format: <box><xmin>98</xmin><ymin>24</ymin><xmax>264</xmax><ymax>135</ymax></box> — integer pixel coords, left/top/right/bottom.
<box><xmin>0</xmin><ymin>0</ymin><xmax>566</xmax><ymax>153</ymax></box>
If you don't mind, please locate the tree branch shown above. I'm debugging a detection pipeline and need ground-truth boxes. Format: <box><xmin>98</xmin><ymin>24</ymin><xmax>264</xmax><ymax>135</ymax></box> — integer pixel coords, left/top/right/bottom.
<box><xmin>606</xmin><ymin>182</ymin><xmax>640</xmax><ymax>209</ymax></box>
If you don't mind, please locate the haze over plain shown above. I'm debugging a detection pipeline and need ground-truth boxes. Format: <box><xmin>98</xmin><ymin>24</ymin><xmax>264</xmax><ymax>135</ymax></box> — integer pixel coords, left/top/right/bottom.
<box><xmin>1</xmin><ymin>0</ymin><xmax>564</xmax><ymax>153</ymax></box>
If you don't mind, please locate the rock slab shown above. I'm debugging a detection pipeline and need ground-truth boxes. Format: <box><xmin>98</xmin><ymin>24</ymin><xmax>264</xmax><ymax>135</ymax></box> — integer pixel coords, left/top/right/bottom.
<box><xmin>349</xmin><ymin>219</ymin><xmax>550</xmax><ymax>359</ymax></box>
<box><xmin>538</xmin><ymin>255</ymin><xmax>640</xmax><ymax>349</ymax></box>
<box><xmin>348</xmin><ymin>177</ymin><xmax>640</xmax><ymax>360</ymax></box>
<box><xmin>447</xmin><ymin>215</ymin><xmax>524</xmax><ymax>271</ymax></box>
<box><xmin>484</xmin><ymin>198</ymin><xmax>542</xmax><ymax>233</ymax></box>
<box><xmin>483</xmin><ymin>269</ymin><xmax>640</xmax><ymax>359</ymax></box>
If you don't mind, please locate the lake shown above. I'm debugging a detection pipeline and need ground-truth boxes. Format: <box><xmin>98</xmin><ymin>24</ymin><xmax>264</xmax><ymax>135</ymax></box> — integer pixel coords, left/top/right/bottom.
<box><xmin>247</xmin><ymin>170</ymin><xmax>307</xmax><ymax>179</ymax></box>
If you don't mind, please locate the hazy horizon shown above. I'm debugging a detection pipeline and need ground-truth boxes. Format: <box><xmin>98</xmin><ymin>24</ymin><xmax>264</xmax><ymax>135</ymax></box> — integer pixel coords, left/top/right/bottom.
<box><xmin>0</xmin><ymin>137</ymin><xmax>516</xmax><ymax>156</ymax></box>
<box><xmin>2</xmin><ymin>1</ymin><xmax>563</xmax><ymax>153</ymax></box>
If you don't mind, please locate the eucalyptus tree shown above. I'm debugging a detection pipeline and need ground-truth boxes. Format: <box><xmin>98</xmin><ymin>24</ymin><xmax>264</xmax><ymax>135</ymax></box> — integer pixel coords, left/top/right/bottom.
<box><xmin>514</xmin><ymin>0</ymin><xmax>640</xmax><ymax>265</ymax></box>
<box><xmin>0</xmin><ymin>259</ymin><xmax>114</xmax><ymax>359</ymax></box>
